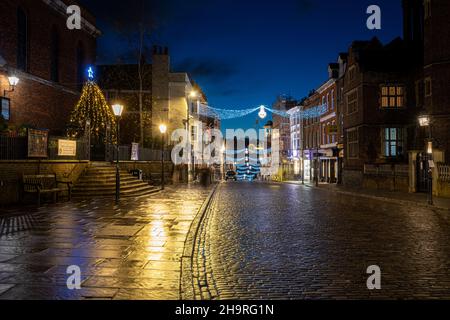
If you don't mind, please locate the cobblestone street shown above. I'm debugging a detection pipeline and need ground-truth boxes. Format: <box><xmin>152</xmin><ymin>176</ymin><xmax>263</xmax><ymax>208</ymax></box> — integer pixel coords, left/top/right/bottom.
<box><xmin>0</xmin><ymin>185</ymin><xmax>212</xmax><ymax>300</ymax></box>
<box><xmin>193</xmin><ymin>182</ymin><xmax>450</xmax><ymax>299</ymax></box>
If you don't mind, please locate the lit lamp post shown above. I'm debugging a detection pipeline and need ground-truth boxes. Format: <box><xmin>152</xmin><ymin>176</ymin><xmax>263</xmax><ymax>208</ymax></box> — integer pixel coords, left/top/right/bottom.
<box><xmin>112</xmin><ymin>104</ymin><xmax>124</xmax><ymax>203</ymax></box>
<box><xmin>159</xmin><ymin>124</ymin><xmax>167</xmax><ymax>190</ymax></box>
<box><xmin>3</xmin><ymin>76</ymin><xmax>19</xmax><ymax>97</ymax></box>
<box><xmin>418</xmin><ymin>114</ymin><xmax>433</xmax><ymax>205</ymax></box>
<box><xmin>188</xmin><ymin>90</ymin><xmax>198</xmax><ymax>182</ymax></box>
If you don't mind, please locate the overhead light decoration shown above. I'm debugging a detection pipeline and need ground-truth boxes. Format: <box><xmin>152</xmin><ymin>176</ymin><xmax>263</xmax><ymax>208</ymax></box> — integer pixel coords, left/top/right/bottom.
<box><xmin>258</xmin><ymin>105</ymin><xmax>267</xmax><ymax>119</ymax></box>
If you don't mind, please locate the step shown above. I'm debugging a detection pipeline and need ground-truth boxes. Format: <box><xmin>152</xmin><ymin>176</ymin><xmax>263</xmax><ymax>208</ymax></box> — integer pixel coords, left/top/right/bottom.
<box><xmin>74</xmin><ymin>180</ymin><xmax>148</xmax><ymax>190</ymax></box>
<box><xmin>77</xmin><ymin>176</ymin><xmax>138</xmax><ymax>183</ymax></box>
<box><xmin>72</xmin><ymin>185</ymin><xmax>158</xmax><ymax>198</ymax></box>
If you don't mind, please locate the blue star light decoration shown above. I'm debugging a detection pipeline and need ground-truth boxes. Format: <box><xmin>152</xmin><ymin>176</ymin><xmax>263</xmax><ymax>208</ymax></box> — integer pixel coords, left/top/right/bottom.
<box><xmin>87</xmin><ymin>67</ymin><xmax>94</xmax><ymax>80</ymax></box>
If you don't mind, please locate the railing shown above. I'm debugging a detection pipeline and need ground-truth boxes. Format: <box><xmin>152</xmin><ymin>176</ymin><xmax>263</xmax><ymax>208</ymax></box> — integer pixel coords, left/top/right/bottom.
<box><xmin>438</xmin><ymin>163</ymin><xmax>450</xmax><ymax>182</ymax></box>
<box><xmin>108</xmin><ymin>145</ymin><xmax>172</xmax><ymax>162</ymax></box>
<box><xmin>364</xmin><ymin>164</ymin><xmax>409</xmax><ymax>177</ymax></box>
<box><xmin>0</xmin><ymin>135</ymin><xmax>89</xmax><ymax>160</ymax></box>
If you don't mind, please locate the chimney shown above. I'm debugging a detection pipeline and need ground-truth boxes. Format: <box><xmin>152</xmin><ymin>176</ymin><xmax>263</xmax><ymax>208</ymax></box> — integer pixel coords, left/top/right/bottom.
<box><xmin>328</xmin><ymin>63</ymin><xmax>339</xmax><ymax>79</ymax></box>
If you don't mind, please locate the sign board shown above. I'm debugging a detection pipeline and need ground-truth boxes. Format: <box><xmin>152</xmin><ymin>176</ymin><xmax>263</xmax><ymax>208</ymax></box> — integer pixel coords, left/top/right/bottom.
<box><xmin>28</xmin><ymin>129</ymin><xmax>49</xmax><ymax>158</ymax></box>
<box><xmin>1</xmin><ymin>97</ymin><xmax>10</xmax><ymax>121</ymax></box>
<box><xmin>58</xmin><ymin>139</ymin><xmax>77</xmax><ymax>157</ymax></box>
<box><xmin>131</xmin><ymin>142</ymin><xmax>139</xmax><ymax>161</ymax></box>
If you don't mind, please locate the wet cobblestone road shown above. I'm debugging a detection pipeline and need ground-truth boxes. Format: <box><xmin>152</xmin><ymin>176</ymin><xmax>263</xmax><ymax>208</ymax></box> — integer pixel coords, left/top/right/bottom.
<box><xmin>0</xmin><ymin>185</ymin><xmax>211</xmax><ymax>300</ymax></box>
<box><xmin>194</xmin><ymin>182</ymin><xmax>450</xmax><ymax>299</ymax></box>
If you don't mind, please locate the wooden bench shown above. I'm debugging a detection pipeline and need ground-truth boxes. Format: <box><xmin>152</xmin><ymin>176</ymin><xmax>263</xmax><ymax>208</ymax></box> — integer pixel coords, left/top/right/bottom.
<box><xmin>22</xmin><ymin>174</ymin><xmax>72</xmax><ymax>206</ymax></box>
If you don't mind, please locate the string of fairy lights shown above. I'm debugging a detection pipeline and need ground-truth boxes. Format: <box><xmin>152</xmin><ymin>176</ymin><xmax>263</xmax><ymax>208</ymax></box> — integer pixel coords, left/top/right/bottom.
<box><xmin>197</xmin><ymin>104</ymin><xmax>328</xmax><ymax>121</ymax></box>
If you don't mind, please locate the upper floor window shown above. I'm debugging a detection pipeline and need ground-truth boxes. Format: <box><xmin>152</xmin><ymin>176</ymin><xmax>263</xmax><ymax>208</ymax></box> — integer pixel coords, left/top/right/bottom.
<box><xmin>17</xmin><ymin>8</ymin><xmax>28</xmax><ymax>71</ymax></box>
<box><xmin>424</xmin><ymin>78</ymin><xmax>432</xmax><ymax>97</ymax></box>
<box><xmin>347</xmin><ymin>90</ymin><xmax>358</xmax><ymax>114</ymax></box>
<box><xmin>348</xmin><ymin>66</ymin><xmax>356</xmax><ymax>82</ymax></box>
<box><xmin>383</xmin><ymin>128</ymin><xmax>404</xmax><ymax>158</ymax></box>
<box><xmin>331</xmin><ymin>90</ymin><xmax>335</xmax><ymax>110</ymax></box>
<box><xmin>347</xmin><ymin>128</ymin><xmax>359</xmax><ymax>159</ymax></box>
<box><xmin>381</xmin><ymin>85</ymin><xmax>405</xmax><ymax>108</ymax></box>
<box><xmin>50</xmin><ymin>27</ymin><xmax>59</xmax><ymax>82</ymax></box>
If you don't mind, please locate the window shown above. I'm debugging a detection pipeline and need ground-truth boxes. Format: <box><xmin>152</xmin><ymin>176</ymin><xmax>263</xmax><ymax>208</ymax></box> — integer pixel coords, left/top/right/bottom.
<box><xmin>347</xmin><ymin>129</ymin><xmax>359</xmax><ymax>159</ymax></box>
<box><xmin>50</xmin><ymin>27</ymin><xmax>59</xmax><ymax>82</ymax></box>
<box><xmin>383</xmin><ymin>128</ymin><xmax>404</xmax><ymax>157</ymax></box>
<box><xmin>347</xmin><ymin>90</ymin><xmax>358</xmax><ymax>114</ymax></box>
<box><xmin>381</xmin><ymin>85</ymin><xmax>405</xmax><ymax>108</ymax></box>
<box><xmin>331</xmin><ymin>90</ymin><xmax>335</xmax><ymax>110</ymax></box>
<box><xmin>424</xmin><ymin>78</ymin><xmax>432</xmax><ymax>97</ymax></box>
<box><xmin>348</xmin><ymin>66</ymin><xmax>356</xmax><ymax>82</ymax></box>
<box><xmin>17</xmin><ymin>8</ymin><xmax>28</xmax><ymax>71</ymax></box>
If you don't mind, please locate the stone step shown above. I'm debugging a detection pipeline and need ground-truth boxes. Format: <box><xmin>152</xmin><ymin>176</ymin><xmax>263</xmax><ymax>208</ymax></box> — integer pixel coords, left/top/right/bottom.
<box><xmin>73</xmin><ymin>186</ymin><xmax>160</xmax><ymax>199</ymax></box>
<box><xmin>74</xmin><ymin>179</ymin><xmax>147</xmax><ymax>189</ymax></box>
<box><xmin>72</xmin><ymin>185</ymin><xmax>159</xmax><ymax>198</ymax></box>
<box><xmin>76</xmin><ymin>176</ymin><xmax>138</xmax><ymax>184</ymax></box>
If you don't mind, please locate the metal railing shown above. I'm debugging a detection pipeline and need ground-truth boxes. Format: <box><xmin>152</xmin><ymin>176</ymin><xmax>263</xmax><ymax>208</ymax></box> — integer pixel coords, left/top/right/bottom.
<box><xmin>438</xmin><ymin>163</ymin><xmax>450</xmax><ymax>182</ymax></box>
<box><xmin>0</xmin><ymin>135</ymin><xmax>89</xmax><ymax>160</ymax></box>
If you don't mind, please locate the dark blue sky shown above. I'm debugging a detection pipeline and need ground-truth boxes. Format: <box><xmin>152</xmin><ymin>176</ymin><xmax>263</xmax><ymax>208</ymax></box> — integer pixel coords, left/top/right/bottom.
<box><xmin>82</xmin><ymin>0</ymin><xmax>404</xmax><ymax>130</ymax></box>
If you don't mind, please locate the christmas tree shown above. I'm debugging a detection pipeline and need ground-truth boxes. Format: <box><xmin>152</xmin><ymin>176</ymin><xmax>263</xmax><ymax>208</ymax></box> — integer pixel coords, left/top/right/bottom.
<box><xmin>68</xmin><ymin>80</ymin><xmax>117</xmax><ymax>142</ymax></box>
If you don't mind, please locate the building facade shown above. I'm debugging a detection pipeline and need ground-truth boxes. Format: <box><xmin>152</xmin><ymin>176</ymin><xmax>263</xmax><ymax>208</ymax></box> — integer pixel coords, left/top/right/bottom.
<box><xmin>0</xmin><ymin>0</ymin><xmax>98</xmax><ymax>135</ymax></box>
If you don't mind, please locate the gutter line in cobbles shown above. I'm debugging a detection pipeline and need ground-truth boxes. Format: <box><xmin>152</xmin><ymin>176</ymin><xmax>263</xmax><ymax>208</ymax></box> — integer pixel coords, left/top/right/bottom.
<box><xmin>180</xmin><ymin>182</ymin><xmax>219</xmax><ymax>300</ymax></box>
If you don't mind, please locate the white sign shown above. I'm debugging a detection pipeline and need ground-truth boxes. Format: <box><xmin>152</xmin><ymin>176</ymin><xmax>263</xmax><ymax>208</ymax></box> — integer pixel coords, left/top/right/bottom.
<box><xmin>58</xmin><ymin>139</ymin><xmax>77</xmax><ymax>157</ymax></box>
<box><xmin>131</xmin><ymin>143</ymin><xmax>139</xmax><ymax>161</ymax></box>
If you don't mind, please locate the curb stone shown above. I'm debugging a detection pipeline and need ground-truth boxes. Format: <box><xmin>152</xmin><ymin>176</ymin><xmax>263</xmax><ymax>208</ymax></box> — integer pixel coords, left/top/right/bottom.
<box><xmin>180</xmin><ymin>183</ymin><xmax>219</xmax><ymax>300</ymax></box>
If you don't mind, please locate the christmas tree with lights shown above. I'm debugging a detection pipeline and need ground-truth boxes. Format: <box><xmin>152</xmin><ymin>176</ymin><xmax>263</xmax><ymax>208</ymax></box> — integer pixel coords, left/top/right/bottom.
<box><xmin>68</xmin><ymin>73</ymin><xmax>116</xmax><ymax>142</ymax></box>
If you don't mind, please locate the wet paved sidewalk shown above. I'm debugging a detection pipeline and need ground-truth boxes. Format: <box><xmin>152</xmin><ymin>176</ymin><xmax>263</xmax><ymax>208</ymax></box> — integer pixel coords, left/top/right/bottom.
<box><xmin>0</xmin><ymin>184</ymin><xmax>212</xmax><ymax>300</ymax></box>
<box><xmin>284</xmin><ymin>180</ymin><xmax>450</xmax><ymax>211</ymax></box>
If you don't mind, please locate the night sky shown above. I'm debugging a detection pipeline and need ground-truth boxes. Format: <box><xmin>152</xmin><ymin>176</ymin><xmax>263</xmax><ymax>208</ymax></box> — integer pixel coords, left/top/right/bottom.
<box><xmin>79</xmin><ymin>0</ymin><xmax>403</xmax><ymax>130</ymax></box>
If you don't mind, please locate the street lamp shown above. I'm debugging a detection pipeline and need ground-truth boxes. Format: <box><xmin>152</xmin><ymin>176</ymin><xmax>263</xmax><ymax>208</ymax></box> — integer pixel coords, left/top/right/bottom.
<box><xmin>159</xmin><ymin>124</ymin><xmax>167</xmax><ymax>190</ymax></box>
<box><xmin>3</xmin><ymin>76</ymin><xmax>19</xmax><ymax>97</ymax></box>
<box><xmin>112</xmin><ymin>104</ymin><xmax>124</xmax><ymax>203</ymax></box>
<box><xmin>418</xmin><ymin>114</ymin><xmax>433</xmax><ymax>205</ymax></box>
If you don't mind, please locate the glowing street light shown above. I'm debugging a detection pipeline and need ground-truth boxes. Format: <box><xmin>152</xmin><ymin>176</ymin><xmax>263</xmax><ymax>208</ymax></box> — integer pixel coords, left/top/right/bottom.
<box><xmin>3</xmin><ymin>75</ymin><xmax>19</xmax><ymax>96</ymax></box>
<box><xmin>418</xmin><ymin>114</ymin><xmax>433</xmax><ymax>206</ymax></box>
<box><xmin>112</xmin><ymin>103</ymin><xmax>124</xmax><ymax>203</ymax></box>
<box><xmin>159</xmin><ymin>124</ymin><xmax>167</xmax><ymax>190</ymax></box>
<box><xmin>418</xmin><ymin>115</ymin><xmax>430</xmax><ymax>127</ymax></box>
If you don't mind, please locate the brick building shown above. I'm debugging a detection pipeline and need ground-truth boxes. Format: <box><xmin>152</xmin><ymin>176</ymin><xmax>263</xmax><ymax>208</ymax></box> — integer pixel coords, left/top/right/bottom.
<box><xmin>340</xmin><ymin>36</ymin><xmax>420</xmax><ymax>188</ymax></box>
<box><xmin>0</xmin><ymin>0</ymin><xmax>99</xmax><ymax>135</ymax></box>
<box><xmin>338</xmin><ymin>0</ymin><xmax>450</xmax><ymax>197</ymax></box>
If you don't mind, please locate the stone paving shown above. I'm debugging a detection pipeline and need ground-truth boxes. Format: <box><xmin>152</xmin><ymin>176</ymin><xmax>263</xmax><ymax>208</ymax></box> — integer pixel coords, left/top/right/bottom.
<box><xmin>0</xmin><ymin>184</ymin><xmax>212</xmax><ymax>300</ymax></box>
<box><xmin>194</xmin><ymin>181</ymin><xmax>450</xmax><ymax>299</ymax></box>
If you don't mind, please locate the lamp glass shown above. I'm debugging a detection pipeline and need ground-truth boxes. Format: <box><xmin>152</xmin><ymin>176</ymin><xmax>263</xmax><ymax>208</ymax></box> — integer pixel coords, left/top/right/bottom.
<box><xmin>159</xmin><ymin>124</ymin><xmax>167</xmax><ymax>134</ymax></box>
<box><xmin>8</xmin><ymin>76</ymin><xmax>19</xmax><ymax>87</ymax></box>
<box><xmin>112</xmin><ymin>104</ymin><xmax>124</xmax><ymax>117</ymax></box>
<box><xmin>189</xmin><ymin>90</ymin><xmax>198</xmax><ymax>98</ymax></box>
<box><xmin>427</xmin><ymin>141</ymin><xmax>433</xmax><ymax>154</ymax></box>
<box><xmin>418</xmin><ymin>115</ymin><xmax>430</xmax><ymax>127</ymax></box>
